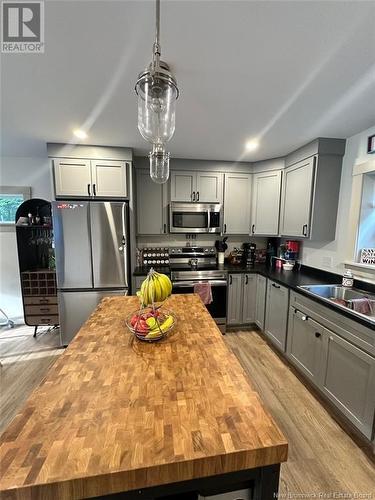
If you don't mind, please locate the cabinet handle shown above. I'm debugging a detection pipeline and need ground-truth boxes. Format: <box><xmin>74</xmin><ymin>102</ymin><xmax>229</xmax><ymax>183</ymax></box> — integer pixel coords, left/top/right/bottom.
<box><xmin>251</xmin><ymin>224</ymin><xmax>255</xmax><ymax>234</ymax></box>
<box><xmin>93</xmin><ymin>183</ymin><xmax>96</xmax><ymax>196</ymax></box>
<box><xmin>196</xmin><ymin>191</ymin><xmax>200</xmax><ymax>201</ymax></box>
<box><xmin>163</xmin><ymin>223</ymin><xmax>167</xmax><ymax>234</ymax></box>
<box><xmin>40</xmin><ymin>308</ymin><xmax>50</xmax><ymax>313</ymax></box>
<box><xmin>229</xmin><ymin>275</ymin><xmax>232</xmax><ymax>285</ymax></box>
<box><xmin>87</xmin><ymin>184</ymin><xmax>91</xmax><ymax>196</ymax></box>
<box><xmin>302</xmin><ymin>224</ymin><xmax>308</xmax><ymax>237</ymax></box>
<box><xmin>272</xmin><ymin>283</ymin><xmax>281</xmax><ymax>289</ymax></box>
<box><xmin>223</xmin><ymin>223</ymin><xmax>227</xmax><ymax>234</ymax></box>
<box><xmin>192</xmin><ymin>191</ymin><xmax>196</xmax><ymax>202</ymax></box>
<box><xmin>315</xmin><ymin>332</ymin><xmax>321</xmax><ymax>338</ymax></box>
<box><xmin>245</xmin><ymin>275</ymin><xmax>248</xmax><ymax>285</ymax></box>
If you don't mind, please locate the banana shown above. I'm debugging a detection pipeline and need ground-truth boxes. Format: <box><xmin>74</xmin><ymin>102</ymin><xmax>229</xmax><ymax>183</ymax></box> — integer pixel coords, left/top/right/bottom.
<box><xmin>139</xmin><ymin>270</ymin><xmax>173</xmax><ymax>306</ymax></box>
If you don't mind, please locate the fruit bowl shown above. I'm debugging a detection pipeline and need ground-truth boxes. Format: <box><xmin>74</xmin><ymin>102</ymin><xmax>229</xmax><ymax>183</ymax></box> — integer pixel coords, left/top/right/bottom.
<box><xmin>126</xmin><ymin>307</ymin><xmax>176</xmax><ymax>342</ymax></box>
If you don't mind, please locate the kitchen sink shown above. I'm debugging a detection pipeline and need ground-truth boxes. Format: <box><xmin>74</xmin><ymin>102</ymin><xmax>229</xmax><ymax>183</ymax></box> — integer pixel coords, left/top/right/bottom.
<box><xmin>298</xmin><ymin>284</ymin><xmax>375</xmax><ymax>323</ymax></box>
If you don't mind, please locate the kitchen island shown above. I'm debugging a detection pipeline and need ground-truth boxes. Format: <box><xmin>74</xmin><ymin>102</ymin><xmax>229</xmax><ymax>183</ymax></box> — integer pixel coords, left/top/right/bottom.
<box><xmin>0</xmin><ymin>295</ymin><xmax>287</xmax><ymax>500</ymax></box>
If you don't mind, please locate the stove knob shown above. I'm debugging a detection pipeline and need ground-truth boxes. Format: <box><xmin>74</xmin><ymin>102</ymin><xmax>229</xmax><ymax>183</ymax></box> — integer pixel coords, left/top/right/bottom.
<box><xmin>156</xmin><ymin>260</ymin><xmax>160</xmax><ymax>264</ymax></box>
<box><xmin>144</xmin><ymin>260</ymin><xmax>148</xmax><ymax>265</ymax></box>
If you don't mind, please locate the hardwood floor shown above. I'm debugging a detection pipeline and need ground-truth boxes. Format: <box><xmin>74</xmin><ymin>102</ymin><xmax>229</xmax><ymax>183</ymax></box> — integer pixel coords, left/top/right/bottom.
<box><xmin>225</xmin><ymin>330</ymin><xmax>375</xmax><ymax>495</ymax></box>
<box><xmin>0</xmin><ymin>324</ymin><xmax>63</xmax><ymax>432</ymax></box>
<box><xmin>0</xmin><ymin>324</ymin><xmax>374</xmax><ymax>494</ymax></box>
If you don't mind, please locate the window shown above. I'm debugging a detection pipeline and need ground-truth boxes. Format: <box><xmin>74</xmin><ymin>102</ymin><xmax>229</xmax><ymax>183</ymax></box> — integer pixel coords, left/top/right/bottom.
<box><xmin>0</xmin><ymin>186</ymin><xmax>31</xmax><ymax>229</ymax></box>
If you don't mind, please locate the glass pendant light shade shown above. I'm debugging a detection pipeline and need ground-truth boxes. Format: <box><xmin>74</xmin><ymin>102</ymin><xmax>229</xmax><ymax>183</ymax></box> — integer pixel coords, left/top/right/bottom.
<box><xmin>149</xmin><ymin>144</ymin><xmax>170</xmax><ymax>184</ymax></box>
<box><xmin>136</xmin><ymin>63</ymin><xmax>178</xmax><ymax>145</ymax></box>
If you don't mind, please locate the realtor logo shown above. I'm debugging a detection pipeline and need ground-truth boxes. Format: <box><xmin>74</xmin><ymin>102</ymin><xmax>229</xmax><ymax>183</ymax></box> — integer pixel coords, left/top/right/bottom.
<box><xmin>1</xmin><ymin>1</ymin><xmax>44</xmax><ymax>53</ymax></box>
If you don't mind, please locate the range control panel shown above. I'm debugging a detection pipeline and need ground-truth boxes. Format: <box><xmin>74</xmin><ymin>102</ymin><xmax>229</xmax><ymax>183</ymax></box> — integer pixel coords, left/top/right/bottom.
<box><xmin>140</xmin><ymin>248</ymin><xmax>170</xmax><ymax>267</ymax></box>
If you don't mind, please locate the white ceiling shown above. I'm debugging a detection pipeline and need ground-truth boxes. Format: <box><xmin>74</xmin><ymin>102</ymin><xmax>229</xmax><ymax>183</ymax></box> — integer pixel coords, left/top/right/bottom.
<box><xmin>1</xmin><ymin>0</ymin><xmax>375</xmax><ymax>162</ymax></box>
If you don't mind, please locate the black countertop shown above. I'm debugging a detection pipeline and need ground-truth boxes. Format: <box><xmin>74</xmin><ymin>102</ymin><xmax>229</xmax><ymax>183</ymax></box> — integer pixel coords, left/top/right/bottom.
<box><xmin>133</xmin><ymin>263</ymin><xmax>375</xmax><ymax>330</ymax></box>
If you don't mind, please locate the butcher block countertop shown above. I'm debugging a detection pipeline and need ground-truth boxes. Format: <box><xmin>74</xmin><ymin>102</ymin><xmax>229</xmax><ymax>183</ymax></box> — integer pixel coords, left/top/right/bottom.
<box><xmin>0</xmin><ymin>295</ymin><xmax>288</xmax><ymax>500</ymax></box>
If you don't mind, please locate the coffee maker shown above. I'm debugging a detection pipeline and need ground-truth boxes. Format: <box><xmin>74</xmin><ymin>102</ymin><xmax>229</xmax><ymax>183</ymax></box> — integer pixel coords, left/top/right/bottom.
<box><xmin>242</xmin><ymin>242</ymin><xmax>256</xmax><ymax>268</ymax></box>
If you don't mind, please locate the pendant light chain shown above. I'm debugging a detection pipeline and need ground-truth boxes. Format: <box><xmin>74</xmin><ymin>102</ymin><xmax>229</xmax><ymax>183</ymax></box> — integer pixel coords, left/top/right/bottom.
<box><xmin>153</xmin><ymin>0</ymin><xmax>161</xmax><ymax>68</ymax></box>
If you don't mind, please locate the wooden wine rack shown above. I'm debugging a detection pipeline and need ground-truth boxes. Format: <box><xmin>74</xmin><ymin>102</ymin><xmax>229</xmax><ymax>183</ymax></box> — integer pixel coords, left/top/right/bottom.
<box><xmin>21</xmin><ymin>270</ymin><xmax>59</xmax><ymax>327</ymax></box>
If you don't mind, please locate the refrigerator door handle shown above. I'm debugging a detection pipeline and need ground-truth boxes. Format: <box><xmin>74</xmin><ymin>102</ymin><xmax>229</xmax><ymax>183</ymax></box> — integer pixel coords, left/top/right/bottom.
<box><xmin>122</xmin><ymin>203</ymin><xmax>129</xmax><ymax>289</ymax></box>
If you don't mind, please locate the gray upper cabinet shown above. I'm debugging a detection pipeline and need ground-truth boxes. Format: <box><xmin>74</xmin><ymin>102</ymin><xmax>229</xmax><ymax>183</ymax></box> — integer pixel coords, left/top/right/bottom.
<box><xmin>264</xmin><ymin>280</ymin><xmax>289</xmax><ymax>351</ymax></box>
<box><xmin>170</xmin><ymin>170</ymin><xmax>196</xmax><ymax>202</ymax></box>
<box><xmin>136</xmin><ymin>169</ymin><xmax>168</xmax><ymax>235</ymax></box>
<box><xmin>251</xmin><ymin>170</ymin><xmax>282</xmax><ymax>236</ymax></box>
<box><xmin>196</xmin><ymin>172</ymin><xmax>223</xmax><ymax>203</ymax></box>
<box><xmin>242</xmin><ymin>273</ymin><xmax>256</xmax><ymax>324</ymax></box>
<box><xmin>320</xmin><ymin>329</ymin><xmax>375</xmax><ymax>439</ymax></box>
<box><xmin>286</xmin><ymin>308</ymin><xmax>325</xmax><ymax>385</ymax></box>
<box><xmin>280</xmin><ymin>157</ymin><xmax>315</xmax><ymax>238</ymax></box>
<box><xmin>91</xmin><ymin>160</ymin><xmax>127</xmax><ymax>198</ymax></box>
<box><xmin>255</xmin><ymin>274</ymin><xmax>267</xmax><ymax>330</ymax></box>
<box><xmin>54</xmin><ymin>158</ymin><xmax>128</xmax><ymax>199</ymax></box>
<box><xmin>280</xmin><ymin>138</ymin><xmax>344</xmax><ymax>241</ymax></box>
<box><xmin>170</xmin><ymin>170</ymin><xmax>223</xmax><ymax>203</ymax></box>
<box><xmin>54</xmin><ymin>158</ymin><xmax>92</xmax><ymax>198</ymax></box>
<box><xmin>223</xmin><ymin>173</ymin><xmax>252</xmax><ymax>234</ymax></box>
<box><xmin>227</xmin><ymin>274</ymin><xmax>243</xmax><ymax>325</ymax></box>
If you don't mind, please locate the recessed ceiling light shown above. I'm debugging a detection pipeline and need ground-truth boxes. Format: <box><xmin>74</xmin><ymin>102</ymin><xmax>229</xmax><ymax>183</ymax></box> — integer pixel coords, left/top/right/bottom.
<box><xmin>245</xmin><ymin>139</ymin><xmax>259</xmax><ymax>152</ymax></box>
<box><xmin>73</xmin><ymin>129</ymin><xmax>87</xmax><ymax>140</ymax></box>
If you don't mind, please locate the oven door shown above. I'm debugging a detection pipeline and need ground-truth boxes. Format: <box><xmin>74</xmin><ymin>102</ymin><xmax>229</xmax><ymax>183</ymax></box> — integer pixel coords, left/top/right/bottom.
<box><xmin>169</xmin><ymin>203</ymin><xmax>209</xmax><ymax>233</ymax></box>
<box><xmin>172</xmin><ymin>280</ymin><xmax>227</xmax><ymax>331</ymax></box>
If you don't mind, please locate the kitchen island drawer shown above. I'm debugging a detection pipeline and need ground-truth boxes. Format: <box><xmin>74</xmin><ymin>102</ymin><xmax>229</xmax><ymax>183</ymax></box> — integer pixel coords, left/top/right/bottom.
<box><xmin>24</xmin><ymin>296</ymin><xmax>58</xmax><ymax>305</ymax></box>
<box><xmin>25</xmin><ymin>304</ymin><xmax>59</xmax><ymax>315</ymax></box>
<box><xmin>25</xmin><ymin>315</ymin><xmax>59</xmax><ymax>326</ymax></box>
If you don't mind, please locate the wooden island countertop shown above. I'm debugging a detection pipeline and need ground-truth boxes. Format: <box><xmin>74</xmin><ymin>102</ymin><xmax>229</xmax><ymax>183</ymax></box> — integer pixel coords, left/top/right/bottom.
<box><xmin>0</xmin><ymin>295</ymin><xmax>288</xmax><ymax>499</ymax></box>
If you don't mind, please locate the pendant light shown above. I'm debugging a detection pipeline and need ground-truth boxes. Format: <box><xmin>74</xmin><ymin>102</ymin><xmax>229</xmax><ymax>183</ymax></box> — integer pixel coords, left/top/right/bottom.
<box><xmin>135</xmin><ymin>0</ymin><xmax>179</xmax><ymax>184</ymax></box>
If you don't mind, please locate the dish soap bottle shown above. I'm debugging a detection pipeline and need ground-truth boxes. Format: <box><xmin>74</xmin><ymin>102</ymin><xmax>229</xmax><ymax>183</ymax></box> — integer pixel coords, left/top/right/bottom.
<box><xmin>342</xmin><ymin>269</ymin><xmax>354</xmax><ymax>288</ymax></box>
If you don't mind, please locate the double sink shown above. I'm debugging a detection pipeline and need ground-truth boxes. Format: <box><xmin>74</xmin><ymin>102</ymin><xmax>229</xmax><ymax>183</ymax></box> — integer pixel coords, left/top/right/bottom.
<box><xmin>298</xmin><ymin>284</ymin><xmax>375</xmax><ymax>324</ymax></box>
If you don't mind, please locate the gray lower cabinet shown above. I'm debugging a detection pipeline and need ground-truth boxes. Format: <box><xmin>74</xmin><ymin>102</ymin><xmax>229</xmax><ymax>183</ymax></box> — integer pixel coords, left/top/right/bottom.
<box><xmin>320</xmin><ymin>329</ymin><xmax>375</xmax><ymax>439</ymax></box>
<box><xmin>227</xmin><ymin>274</ymin><xmax>243</xmax><ymax>325</ymax></box>
<box><xmin>136</xmin><ymin>169</ymin><xmax>168</xmax><ymax>235</ymax></box>
<box><xmin>264</xmin><ymin>280</ymin><xmax>289</xmax><ymax>351</ymax></box>
<box><xmin>286</xmin><ymin>307</ymin><xmax>325</xmax><ymax>385</ymax></box>
<box><xmin>287</xmin><ymin>291</ymin><xmax>375</xmax><ymax>440</ymax></box>
<box><xmin>133</xmin><ymin>276</ymin><xmax>144</xmax><ymax>293</ymax></box>
<box><xmin>242</xmin><ymin>274</ymin><xmax>257</xmax><ymax>324</ymax></box>
<box><xmin>254</xmin><ymin>274</ymin><xmax>267</xmax><ymax>329</ymax></box>
<box><xmin>227</xmin><ymin>273</ymin><xmax>257</xmax><ymax>325</ymax></box>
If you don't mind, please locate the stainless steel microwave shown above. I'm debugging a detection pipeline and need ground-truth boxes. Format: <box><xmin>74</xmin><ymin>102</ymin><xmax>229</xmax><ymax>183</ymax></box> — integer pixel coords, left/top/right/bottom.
<box><xmin>169</xmin><ymin>202</ymin><xmax>222</xmax><ymax>233</ymax></box>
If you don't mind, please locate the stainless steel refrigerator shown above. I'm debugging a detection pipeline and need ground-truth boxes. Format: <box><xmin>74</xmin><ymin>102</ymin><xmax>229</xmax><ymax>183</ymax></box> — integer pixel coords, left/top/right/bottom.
<box><xmin>52</xmin><ymin>201</ymin><xmax>129</xmax><ymax>345</ymax></box>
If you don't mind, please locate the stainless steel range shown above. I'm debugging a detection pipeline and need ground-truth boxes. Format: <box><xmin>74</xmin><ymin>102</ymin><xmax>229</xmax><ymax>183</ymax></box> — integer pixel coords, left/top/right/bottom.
<box><xmin>169</xmin><ymin>247</ymin><xmax>227</xmax><ymax>333</ymax></box>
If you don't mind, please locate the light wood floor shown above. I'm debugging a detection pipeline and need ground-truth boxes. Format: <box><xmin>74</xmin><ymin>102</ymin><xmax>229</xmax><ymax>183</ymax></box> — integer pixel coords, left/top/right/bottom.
<box><xmin>0</xmin><ymin>326</ymin><xmax>374</xmax><ymax>494</ymax></box>
<box><xmin>0</xmin><ymin>324</ymin><xmax>63</xmax><ymax>431</ymax></box>
<box><xmin>225</xmin><ymin>330</ymin><xmax>375</xmax><ymax>495</ymax></box>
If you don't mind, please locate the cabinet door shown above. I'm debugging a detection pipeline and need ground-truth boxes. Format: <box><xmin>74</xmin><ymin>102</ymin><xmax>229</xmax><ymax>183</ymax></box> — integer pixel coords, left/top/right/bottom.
<box><xmin>286</xmin><ymin>308</ymin><xmax>324</xmax><ymax>384</ymax></box>
<box><xmin>280</xmin><ymin>157</ymin><xmax>315</xmax><ymax>237</ymax></box>
<box><xmin>91</xmin><ymin>160</ymin><xmax>127</xmax><ymax>198</ymax></box>
<box><xmin>255</xmin><ymin>274</ymin><xmax>267</xmax><ymax>330</ymax></box>
<box><xmin>227</xmin><ymin>274</ymin><xmax>243</xmax><ymax>325</ymax></box>
<box><xmin>196</xmin><ymin>172</ymin><xmax>223</xmax><ymax>203</ymax></box>
<box><xmin>170</xmin><ymin>170</ymin><xmax>196</xmax><ymax>202</ymax></box>
<box><xmin>223</xmin><ymin>173</ymin><xmax>252</xmax><ymax>234</ymax></box>
<box><xmin>321</xmin><ymin>330</ymin><xmax>375</xmax><ymax>439</ymax></box>
<box><xmin>264</xmin><ymin>280</ymin><xmax>289</xmax><ymax>351</ymax></box>
<box><xmin>136</xmin><ymin>169</ymin><xmax>168</xmax><ymax>235</ymax></box>
<box><xmin>251</xmin><ymin>170</ymin><xmax>282</xmax><ymax>236</ymax></box>
<box><xmin>242</xmin><ymin>274</ymin><xmax>257</xmax><ymax>324</ymax></box>
<box><xmin>53</xmin><ymin>158</ymin><xmax>92</xmax><ymax>198</ymax></box>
